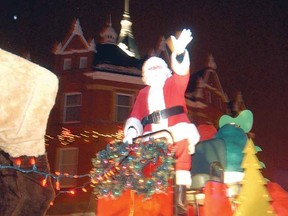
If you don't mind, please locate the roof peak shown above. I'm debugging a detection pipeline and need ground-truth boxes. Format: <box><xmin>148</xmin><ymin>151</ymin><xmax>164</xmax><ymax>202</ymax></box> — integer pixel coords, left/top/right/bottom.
<box><xmin>72</xmin><ymin>18</ymin><xmax>84</xmax><ymax>36</ymax></box>
<box><xmin>100</xmin><ymin>16</ymin><xmax>118</xmax><ymax>44</ymax></box>
<box><xmin>207</xmin><ymin>53</ymin><xmax>217</xmax><ymax>69</ymax></box>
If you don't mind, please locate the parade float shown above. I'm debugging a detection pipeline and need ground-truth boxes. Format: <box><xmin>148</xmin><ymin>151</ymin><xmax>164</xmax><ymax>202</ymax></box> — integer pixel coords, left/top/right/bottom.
<box><xmin>91</xmin><ymin>110</ymin><xmax>288</xmax><ymax>216</ymax></box>
<box><xmin>1</xmin><ymin>29</ymin><xmax>288</xmax><ymax>216</ymax></box>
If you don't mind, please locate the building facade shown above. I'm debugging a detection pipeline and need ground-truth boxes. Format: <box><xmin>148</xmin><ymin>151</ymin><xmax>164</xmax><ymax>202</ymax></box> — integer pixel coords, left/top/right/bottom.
<box><xmin>45</xmin><ymin>5</ymin><xmax>239</xmax><ymax>215</ymax></box>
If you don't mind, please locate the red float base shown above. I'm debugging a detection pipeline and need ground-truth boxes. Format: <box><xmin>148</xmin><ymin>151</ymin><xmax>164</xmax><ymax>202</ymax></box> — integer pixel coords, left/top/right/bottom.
<box><xmin>97</xmin><ymin>187</ymin><xmax>174</xmax><ymax>216</ymax></box>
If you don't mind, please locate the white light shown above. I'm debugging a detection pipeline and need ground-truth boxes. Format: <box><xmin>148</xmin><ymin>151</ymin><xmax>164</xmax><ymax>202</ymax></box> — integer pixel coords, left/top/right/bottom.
<box><xmin>224</xmin><ymin>171</ymin><xmax>244</xmax><ymax>184</ymax></box>
<box><xmin>224</xmin><ymin>171</ymin><xmax>244</xmax><ymax>197</ymax></box>
<box><xmin>118</xmin><ymin>43</ymin><xmax>135</xmax><ymax>57</ymax></box>
<box><xmin>13</xmin><ymin>15</ymin><xmax>18</xmax><ymax>20</ymax></box>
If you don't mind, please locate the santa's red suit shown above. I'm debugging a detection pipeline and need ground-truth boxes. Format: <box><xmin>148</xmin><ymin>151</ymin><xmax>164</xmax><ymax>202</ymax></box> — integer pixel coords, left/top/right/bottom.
<box><xmin>124</xmin><ymin>50</ymin><xmax>199</xmax><ymax>186</ymax></box>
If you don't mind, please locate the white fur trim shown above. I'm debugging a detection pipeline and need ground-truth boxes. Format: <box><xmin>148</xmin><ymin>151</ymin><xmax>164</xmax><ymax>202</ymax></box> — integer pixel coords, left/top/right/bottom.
<box><xmin>169</xmin><ymin>122</ymin><xmax>200</xmax><ymax>154</ymax></box>
<box><xmin>171</xmin><ymin>50</ymin><xmax>190</xmax><ymax>76</ymax></box>
<box><xmin>124</xmin><ymin>117</ymin><xmax>143</xmax><ymax>137</ymax></box>
<box><xmin>176</xmin><ymin>170</ymin><xmax>192</xmax><ymax>186</ymax></box>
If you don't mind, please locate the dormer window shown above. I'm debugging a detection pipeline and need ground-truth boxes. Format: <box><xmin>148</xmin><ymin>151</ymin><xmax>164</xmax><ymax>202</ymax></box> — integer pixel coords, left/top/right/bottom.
<box><xmin>63</xmin><ymin>58</ymin><xmax>72</xmax><ymax>70</ymax></box>
<box><xmin>79</xmin><ymin>57</ymin><xmax>88</xmax><ymax>69</ymax></box>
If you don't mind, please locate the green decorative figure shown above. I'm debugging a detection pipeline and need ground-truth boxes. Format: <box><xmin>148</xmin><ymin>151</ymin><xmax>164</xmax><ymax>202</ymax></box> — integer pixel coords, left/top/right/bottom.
<box><xmin>191</xmin><ymin>110</ymin><xmax>254</xmax><ymax>184</ymax></box>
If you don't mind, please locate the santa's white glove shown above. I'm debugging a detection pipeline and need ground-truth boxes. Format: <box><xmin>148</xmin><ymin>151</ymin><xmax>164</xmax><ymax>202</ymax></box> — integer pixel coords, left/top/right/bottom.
<box><xmin>167</xmin><ymin>29</ymin><xmax>193</xmax><ymax>55</ymax></box>
<box><xmin>123</xmin><ymin>127</ymin><xmax>138</xmax><ymax>144</ymax></box>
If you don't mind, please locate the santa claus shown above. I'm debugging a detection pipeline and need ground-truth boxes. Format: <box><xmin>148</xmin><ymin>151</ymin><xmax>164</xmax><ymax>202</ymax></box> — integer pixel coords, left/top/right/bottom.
<box><xmin>124</xmin><ymin>29</ymin><xmax>199</xmax><ymax>214</ymax></box>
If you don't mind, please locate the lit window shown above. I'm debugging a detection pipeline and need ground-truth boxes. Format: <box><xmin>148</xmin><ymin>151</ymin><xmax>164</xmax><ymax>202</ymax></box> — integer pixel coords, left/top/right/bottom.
<box><xmin>63</xmin><ymin>58</ymin><xmax>72</xmax><ymax>70</ymax></box>
<box><xmin>55</xmin><ymin>147</ymin><xmax>79</xmax><ymax>188</ymax></box>
<box><xmin>63</xmin><ymin>92</ymin><xmax>82</xmax><ymax>123</ymax></box>
<box><xmin>115</xmin><ymin>93</ymin><xmax>133</xmax><ymax>122</ymax></box>
<box><xmin>79</xmin><ymin>57</ymin><xmax>88</xmax><ymax>69</ymax></box>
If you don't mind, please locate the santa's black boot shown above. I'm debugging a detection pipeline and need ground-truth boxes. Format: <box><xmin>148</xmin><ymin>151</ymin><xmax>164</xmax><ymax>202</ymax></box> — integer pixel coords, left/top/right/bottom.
<box><xmin>176</xmin><ymin>185</ymin><xmax>187</xmax><ymax>216</ymax></box>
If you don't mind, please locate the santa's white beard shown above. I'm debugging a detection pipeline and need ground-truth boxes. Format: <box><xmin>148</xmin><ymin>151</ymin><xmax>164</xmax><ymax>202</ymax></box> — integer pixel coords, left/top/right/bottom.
<box><xmin>143</xmin><ymin>69</ymin><xmax>168</xmax><ymax>87</ymax></box>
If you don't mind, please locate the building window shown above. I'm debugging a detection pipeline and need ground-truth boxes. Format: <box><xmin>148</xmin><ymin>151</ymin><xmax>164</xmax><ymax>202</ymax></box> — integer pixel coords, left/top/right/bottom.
<box><xmin>115</xmin><ymin>93</ymin><xmax>133</xmax><ymax>122</ymax></box>
<box><xmin>63</xmin><ymin>58</ymin><xmax>72</xmax><ymax>70</ymax></box>
<box><xmin>63</xmin><ymin>92</ymin><xmax>82</xmax><ymax>123</ymax></box>
<box><xmin>55</xmin><ymin>147</ymin><xmax>79</xmax><ymax>188</ymax></box>
<box><xmin>79</xmin><ymin>57</ymin><xmax>88</xmax><ymax>69</ymax></box>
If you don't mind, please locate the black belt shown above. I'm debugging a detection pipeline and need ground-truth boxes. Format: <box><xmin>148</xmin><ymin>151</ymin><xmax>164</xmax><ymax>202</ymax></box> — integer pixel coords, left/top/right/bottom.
<box><xmin>141</xmin><ymin>106</ymin><xmax>184</xmax><ymax>127</ymax></box>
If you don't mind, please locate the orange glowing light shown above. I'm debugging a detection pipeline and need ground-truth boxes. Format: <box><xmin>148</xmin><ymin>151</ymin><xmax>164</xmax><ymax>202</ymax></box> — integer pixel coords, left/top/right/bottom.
<box><xmin>55</xmin><ymin>181</ymin><xmax>60</xmax><ymax>190</ymax></box>
<box><xmin>42</xmin><ymin>179</ymin><xmax>47</xmax><ymax>187</ymax></box>
<box><xmin>15</xmin><ymin>159</ymin><xmax>21</xmax><ymax>166</ymax></box>
<box><xmin>91</xmin><ymin>179</ymin><xmax>98</xmax><ymax>184</ymax></box>
<box><xmin>30</xmin><ymin>158</ymin><xmax>36</xmax><ymax>165</ymax></box>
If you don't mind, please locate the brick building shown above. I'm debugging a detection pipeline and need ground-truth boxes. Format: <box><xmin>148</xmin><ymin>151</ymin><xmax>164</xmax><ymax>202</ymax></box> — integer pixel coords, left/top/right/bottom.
<box><xmin>45</xmin><ymin>2</ymin><xmax>240</xmax><ymax>215</ymax></box>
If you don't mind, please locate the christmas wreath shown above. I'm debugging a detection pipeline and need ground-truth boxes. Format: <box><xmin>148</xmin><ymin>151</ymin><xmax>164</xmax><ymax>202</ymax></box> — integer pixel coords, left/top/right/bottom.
<box><xmin>91</xmin><ymin>138</ymin><xmax>175</xmax><ymax>199</ymax></box>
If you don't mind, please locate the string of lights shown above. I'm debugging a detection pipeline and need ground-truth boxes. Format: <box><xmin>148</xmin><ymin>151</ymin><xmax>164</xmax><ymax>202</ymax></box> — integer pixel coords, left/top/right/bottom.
<box><xmin>0</xmin><ymin>137</ymin><xmax>174</xmax><ymax>203</ymax></box>
<box><xmin>0</xmin><ymin>158</ymin><xmax>92</xmax><ymax>205</ymax></box>
<box><xmin>45</xmin><ymin>127</ymin><xmax>124</xmax><ymax>145</ymax></box>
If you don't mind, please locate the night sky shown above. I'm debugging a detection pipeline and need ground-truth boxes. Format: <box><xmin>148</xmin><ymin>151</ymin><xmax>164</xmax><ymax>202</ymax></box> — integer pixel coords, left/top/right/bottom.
<box><xmin>1</xmin><ymin>0</ymin><xmax>288</xmax><ymax>188</ymax></box>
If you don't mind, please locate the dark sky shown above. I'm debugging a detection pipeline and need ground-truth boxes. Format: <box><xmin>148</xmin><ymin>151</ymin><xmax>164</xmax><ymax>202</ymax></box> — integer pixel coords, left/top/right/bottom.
<box><xmin>1</xmin><ymin>0</ymin><xmax>288</xmax><ymax>186</ymax></box>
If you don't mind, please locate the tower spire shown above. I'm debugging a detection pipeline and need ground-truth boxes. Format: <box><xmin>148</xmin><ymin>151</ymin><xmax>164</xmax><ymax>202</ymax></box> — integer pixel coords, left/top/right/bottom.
<box><xmin>109</xmin><ymin>14</ymin><xmax>112</xmax><ymax>26</ymax></box>
<box><xmin>125</xmin><ymin>0</ymin><xmax>129</xmax><ymax>13</ymax></box>
<box><xmin>118</xmin><ymin>0</ymin><xmax>140</xmax><ymax>58</ymax></box>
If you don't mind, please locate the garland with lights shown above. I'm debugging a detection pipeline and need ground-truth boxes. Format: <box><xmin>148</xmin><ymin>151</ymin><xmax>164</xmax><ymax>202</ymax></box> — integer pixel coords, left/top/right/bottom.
<box><xmin>0</xmin><ymin>158</ymin><xmax>92</xmax><ymax>203</ymax></box>
<box><xmin>91</xmin><ymin>138</ymin><xmax>175</xmax><ymax>199</ymax></box>
<box><xmin>0</xmin><ymin>135</ymin><xmax>174</xmax><ymax>202</ymax></box>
